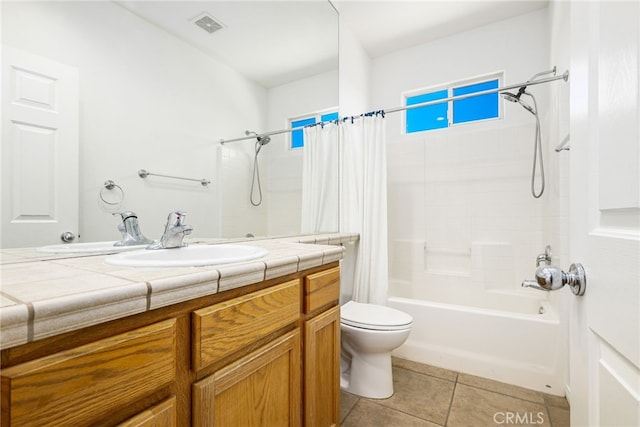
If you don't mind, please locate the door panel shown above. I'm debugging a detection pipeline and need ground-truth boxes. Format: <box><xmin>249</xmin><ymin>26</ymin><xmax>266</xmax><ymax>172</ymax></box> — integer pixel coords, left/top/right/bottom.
<box><xmin>569</xmin><ymin>2</ymin><xmax>640</xmax><ymax>426</ymax></box>
<box><xmin>1</xmin><ymin>46</ymin><xmax>79</xmax><ymax>248</ymax></box>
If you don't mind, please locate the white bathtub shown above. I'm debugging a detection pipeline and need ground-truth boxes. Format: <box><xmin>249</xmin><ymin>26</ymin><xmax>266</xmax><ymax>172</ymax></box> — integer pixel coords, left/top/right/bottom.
<box><xmin>387</xmin><ymin>292</ymin><xmax>566</xmax><ymax>395</ymax></box>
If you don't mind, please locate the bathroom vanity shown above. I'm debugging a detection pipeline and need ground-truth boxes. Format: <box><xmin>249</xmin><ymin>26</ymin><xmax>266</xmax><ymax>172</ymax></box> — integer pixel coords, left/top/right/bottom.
<box><xmin>0</xmin><ymin>235</ymin><xmax>354</xmax><ymax>426</ymax></box>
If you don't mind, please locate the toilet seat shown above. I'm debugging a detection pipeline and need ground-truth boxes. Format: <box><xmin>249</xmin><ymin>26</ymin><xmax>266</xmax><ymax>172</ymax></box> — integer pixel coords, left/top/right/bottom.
<box><xmin>341</xmin><ymin>301</ymin><xmax>413</xmax><ymax>331</ymax></box>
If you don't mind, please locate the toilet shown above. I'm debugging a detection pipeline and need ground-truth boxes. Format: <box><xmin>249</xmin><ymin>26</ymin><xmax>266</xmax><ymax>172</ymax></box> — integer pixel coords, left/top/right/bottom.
<box><xmin>340</xmin><ymin>300</ymin><xmax>413</xmax><ymax>399</ymax></box>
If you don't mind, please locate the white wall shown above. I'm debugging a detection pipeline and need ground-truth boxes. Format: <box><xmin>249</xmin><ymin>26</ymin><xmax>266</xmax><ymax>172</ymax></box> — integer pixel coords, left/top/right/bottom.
<box><xmin>376</xmin><ymin>9</ymin><xmax>564</xmax><ymax>303</ymax></box>
<box><xmin>2</xmin><ymin>1</ymin><xmax>266</xmax><ymax>242</ymax></box>
<box><xmin>338</xmin><ymin>19</ymin><xmax>372</xmax><ymax>117</ymax></box>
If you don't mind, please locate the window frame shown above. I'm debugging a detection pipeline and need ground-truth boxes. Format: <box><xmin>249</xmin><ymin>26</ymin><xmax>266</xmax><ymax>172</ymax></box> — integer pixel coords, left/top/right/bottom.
<box><xmin>288</xmin><ymin>107</ymin><xmax>339</xmax><ymax>150</ymax></box>
<box><xmin>401</xmin><ymin>72</ymin><xmax>504</xmax><ymax>135</ymax></box>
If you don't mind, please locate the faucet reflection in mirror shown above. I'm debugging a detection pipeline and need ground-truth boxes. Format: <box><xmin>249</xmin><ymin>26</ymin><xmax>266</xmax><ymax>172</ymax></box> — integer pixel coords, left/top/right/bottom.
<box><xmin>113</xmin><ymin>212</ymin><xmax>153</xmax><ymax>247</ymax></box>
<box><xmin>147</xmin><ymin>211</ymin><xmax>193</xmax><ymax>250</ymax></box>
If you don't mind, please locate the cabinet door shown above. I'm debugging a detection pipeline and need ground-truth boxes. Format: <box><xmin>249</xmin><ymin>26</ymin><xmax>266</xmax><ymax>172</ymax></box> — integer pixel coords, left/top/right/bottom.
<box><xmin>193</xmin><ymin>329</ymin><xmax>301</xmax><ymax>427</ymax></box>
<box><xmin>118</xmin><ymin>396</ymin><xmax>177</xmax><ymax>427</ymax></box>
<box><xmin>304</xmin><ymin>305</ymin><xmax>340</xmax><ymax>427</ymax></box>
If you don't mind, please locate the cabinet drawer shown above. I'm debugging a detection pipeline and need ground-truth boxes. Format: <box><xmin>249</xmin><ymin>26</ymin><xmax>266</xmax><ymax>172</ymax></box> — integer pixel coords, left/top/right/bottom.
<box><xmin>193</xmin><ymin>279</ymin><xmax>300</xmax><ymax>371</ymax></box>
<box><xmin>304</xmin><ymin>266</ymin><xmax>340</xmax><ymax>314</ymax></box>
<box><xmin>118</xmin><ymin>396</ymin><xmax>177</xmax><ymax>427</ymax></box>
<box><xmin>1</xmin><ymin>319</ymin><xmax>177</xmax><ymax>427</ymax></box>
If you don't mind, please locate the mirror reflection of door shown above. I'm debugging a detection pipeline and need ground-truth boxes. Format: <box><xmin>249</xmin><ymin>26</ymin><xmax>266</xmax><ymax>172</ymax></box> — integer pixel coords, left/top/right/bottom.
<box><xmin>1</xmin><ymin>46</ymin><xmax>79</xmax><ymax>248</ymax></box>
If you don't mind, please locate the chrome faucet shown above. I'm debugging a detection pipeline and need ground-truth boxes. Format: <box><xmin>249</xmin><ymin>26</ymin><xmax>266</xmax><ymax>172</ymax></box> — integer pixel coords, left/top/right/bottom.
<box><xmin>147</xmin><ymin>211</ymin><xmax>193</xmax><ymax>250</ymax></box>
<box><xmin>113</xmin><ymin>212</ymin><xmax>153</xmax><ymax>246</ymax></box>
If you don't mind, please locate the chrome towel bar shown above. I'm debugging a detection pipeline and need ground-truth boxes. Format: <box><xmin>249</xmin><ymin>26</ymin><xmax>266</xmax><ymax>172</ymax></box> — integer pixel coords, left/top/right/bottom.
<box><xmin>138</xmin><ymin>169</ymin><xmax>211</xmax><ymax>187</ymax></box>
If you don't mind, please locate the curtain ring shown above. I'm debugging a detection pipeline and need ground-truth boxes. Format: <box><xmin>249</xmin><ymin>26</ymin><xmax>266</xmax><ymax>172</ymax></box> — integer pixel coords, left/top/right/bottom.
<box><xmin>100</xmin><ymin>180</ymin><xmax>124</xmax><ymax>205</ymax></box>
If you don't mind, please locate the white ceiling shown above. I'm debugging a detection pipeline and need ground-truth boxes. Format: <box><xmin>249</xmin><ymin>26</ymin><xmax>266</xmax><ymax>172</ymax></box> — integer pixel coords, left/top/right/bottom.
<box><xmin>335</xmin><ymin>0</ymin><xmax>549</xmax><ymax>57</ymax></box>
<box><xmin>116</xmin><ymin>0</ymin><xmax>548</xmax><ymax>88</ymax></box>
<box><xmin>116</xmin><ymin>1</ymin><xmax>339</xmax><ymax>88</ymax></box>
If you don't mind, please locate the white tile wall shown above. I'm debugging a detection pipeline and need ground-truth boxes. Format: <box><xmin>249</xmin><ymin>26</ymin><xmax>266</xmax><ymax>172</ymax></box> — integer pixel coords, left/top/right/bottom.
<box><xmin>381</xmin><ymin>8</ymin><xmax>569</xmax><ymax>304</ymax></box>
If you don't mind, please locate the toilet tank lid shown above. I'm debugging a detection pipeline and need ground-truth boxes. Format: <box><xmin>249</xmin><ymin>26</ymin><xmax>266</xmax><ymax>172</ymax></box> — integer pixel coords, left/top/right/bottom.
<box><xmin>341</xmin><ymin>301</ymin><xmax>413</xmax><ymax>327</ymax></box>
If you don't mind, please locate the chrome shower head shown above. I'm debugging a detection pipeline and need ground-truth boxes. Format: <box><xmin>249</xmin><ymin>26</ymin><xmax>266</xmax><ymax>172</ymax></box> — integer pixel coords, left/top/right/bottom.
<box><xmin>245</xmin><ymin>130</ymin><xmax>270</xmax><ymax>146</ymax></box>
<box><xmin>502</xmin><ymin>92</ymin><xmax>520</xmax><ymax>103</ymax></box>
<box><xmin>502</xmin><ymin>91</ymin><xmax>536</xmax><ymax>115</ymax></box>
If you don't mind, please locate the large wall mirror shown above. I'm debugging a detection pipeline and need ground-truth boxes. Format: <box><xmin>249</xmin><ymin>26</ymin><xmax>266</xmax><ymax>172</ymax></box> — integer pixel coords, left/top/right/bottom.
<box><xmin>1</xmin><ymin>1</ymin><xmax>338</xmax><ymax>250</ymax></box>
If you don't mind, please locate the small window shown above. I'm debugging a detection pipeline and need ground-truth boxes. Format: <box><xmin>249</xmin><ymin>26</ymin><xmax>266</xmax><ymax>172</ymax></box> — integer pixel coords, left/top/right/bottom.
<box><xmin>406</xmin><ymin>90</ymin><xmax>448</xmax><ymax>133</ymax></box>
<box><xmin>452</xmin><ymin>80</ymin><xmax>499</xmax><ymax>124</ymax></box>
<box><xmin>289</xmin><ymin>109</ymin><xmax>338</xmax><ymax>149</ymax></box>
<box><xmin>320</xmin><ymin>112</ymin><xmax>339</xmax><ymax>122</ymax></box>
<box><xmin>291</xmin><ymin>117</ymin><xmax>316</xmax><ymax>149</ymax></box>
<box><xmin>404</xmin><ymin>75</ymin><xmax>501</xmax><ymax>134</ymax></box>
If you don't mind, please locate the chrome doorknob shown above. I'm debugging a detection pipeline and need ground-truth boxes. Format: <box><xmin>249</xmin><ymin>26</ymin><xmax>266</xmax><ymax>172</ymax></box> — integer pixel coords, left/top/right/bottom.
<box><xmin>60</xmin><ymin>231</ymin><xmax>76</xmax><ymax>243</ymax></box>
<box><xmin>522</xmin><ymin>263</ymin><xmax>586</xmax><ymax>296</ymax></box>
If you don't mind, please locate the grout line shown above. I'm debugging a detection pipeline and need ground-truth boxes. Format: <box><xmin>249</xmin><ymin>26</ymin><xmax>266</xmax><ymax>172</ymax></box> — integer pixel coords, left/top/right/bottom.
<box><xmin>444</xmin><ymin>380</ymin><xmax>458</xmax><ymax>426</ymax></box>
<box><xmin>26</xmin><ymin>302</ymin><xmax>35</xmax><ymax>342</ymax></box>
<box><xmin>341</xmin><ymin>394</ymin><xmax>360</xmax><ymax>424</ymax></box>
<box><xmin>363</xmin><ymin>398</ymin><xmax>445</xmax><ymax>426</ymax></box>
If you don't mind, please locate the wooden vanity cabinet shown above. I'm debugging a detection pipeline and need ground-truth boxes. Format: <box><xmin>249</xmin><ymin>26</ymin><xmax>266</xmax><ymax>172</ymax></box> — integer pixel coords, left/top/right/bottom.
<box><xmin>0</xmin><ymin>263</ymin><xmax>340</xmax><ymax>427</ymax></box>
<box><xmin>118</xmin><ymin>396</ymin><xmax>177</xmax><ymax>427</ymax></box>
<box><xmin>303</xmin><ymin>267</ymin><xmax>341</xmax><ymax>427</ymax></box>
<box><xmin>191</xmin><ymin>280</ymin><xmax>302</xmax><ymax>426</ymax></box>
<box><xmin>192</xmin><ymin>330</ymin><xmax>301</xmax><ymax>427</ymax></box>
<box><xmin>1</xmin><ymin>319</ymin><xmax>177</xmax><ymax>427</ymax></box>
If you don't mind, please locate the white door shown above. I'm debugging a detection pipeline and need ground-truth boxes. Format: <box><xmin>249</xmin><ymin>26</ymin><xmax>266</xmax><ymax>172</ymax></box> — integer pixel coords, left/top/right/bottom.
<box><xmin>1</xmin><ymin>46</ymin><xmax>79</xmax><ymax>248</ymax></box>
<box><xmin>569</xmin><ymin>2</ymin><xmax>640</xmax><ymax>426</ymax></box>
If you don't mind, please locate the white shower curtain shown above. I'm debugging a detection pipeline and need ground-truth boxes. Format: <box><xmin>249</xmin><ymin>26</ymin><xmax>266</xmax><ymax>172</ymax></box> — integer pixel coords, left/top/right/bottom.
<box><xmin>339</xmin><ymin>114</ymin><xmax>388</xmax><ymax>305</ymax></box>
<box><xmin>301</xmin><ymin>123</ymin><xmax>339</xmax><ymax>233</ymax></box>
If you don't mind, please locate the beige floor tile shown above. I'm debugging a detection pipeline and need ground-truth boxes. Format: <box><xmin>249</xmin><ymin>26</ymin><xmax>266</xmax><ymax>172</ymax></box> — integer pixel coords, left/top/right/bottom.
<box><xmin>340</xmin><ymin>391</ymin><xmax>359</xmax><ymax>423</ymax></box>
<box><xmin>547</xmin><ymin>406</ymin><xmax>570</xmax><ymax>427</ymax></box>
<box><xmin>448</xmin><ymin>383</ymin><xmax>550</xmax><ymax>427</ymax></box>
<box><xmin>457</xmin><ymin>373</ymin><xmax>545</xmax><ymax>404</ymax></box>
<box><xmin>393</xmin><ymin>357</ymin><xmax>458</xmax><ymax>382</ymax></box>
<box><xmin>342</xmin><ymin>399</ymin><xmax>441</xmax><ymax>427</ymax></box>
<box><xmin>544</xmin><ymin>393</ymin><xmax>570</xmax><ymax>409</ymax></box>
<box><xmin>372</xmin><ymin>367</ymin><xmax>455</xmax><ymax>425</ymax></box>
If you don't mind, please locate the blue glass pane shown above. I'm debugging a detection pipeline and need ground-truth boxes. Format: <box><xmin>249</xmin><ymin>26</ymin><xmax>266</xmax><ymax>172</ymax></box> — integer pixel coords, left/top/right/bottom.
<box><xmin>452</xmin><ymin>79</ymin><xmax>499</xmax><ymax>124</ymax></box>
<box><xmin>321</xmin><ymin>112</ymin><xmax>339</xmax><ymax>122</ymax></box>
<box><xmin>291</xmin><ymin>117</ymin><xmax>316</xmax><ymax>149</ymax></box>
<box><xmin>406</xmin><ymin>90</ymin><xmax>448</xmax><ymax>133</ymax></box>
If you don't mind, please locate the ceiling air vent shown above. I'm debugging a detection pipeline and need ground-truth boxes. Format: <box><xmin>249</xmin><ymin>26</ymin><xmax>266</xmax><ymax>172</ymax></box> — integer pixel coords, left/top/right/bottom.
<box><xmin>193</xmin><ymin>13</ymin><xmax>224</xmax><ymax>34</ymax></box>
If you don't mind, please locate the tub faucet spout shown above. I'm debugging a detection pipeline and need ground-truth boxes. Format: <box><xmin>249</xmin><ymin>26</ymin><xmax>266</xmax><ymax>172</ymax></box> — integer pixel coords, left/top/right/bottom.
<box><xmin>521</xmin><ymin>279</ymin><xmax>545</xmax><ymax>291</ymax></box>
<box><xmin>147</xmin><ymin>211</ymin><xmax>193</xmax><ymax>249</ymax></box>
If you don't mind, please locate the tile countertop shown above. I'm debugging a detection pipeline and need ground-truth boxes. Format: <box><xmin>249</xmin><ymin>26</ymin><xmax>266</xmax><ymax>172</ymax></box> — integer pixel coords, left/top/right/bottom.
<box><xmin>0</xmin><ymin>233</ymin><xmax>358</xmax><ymax>350</ymax></box>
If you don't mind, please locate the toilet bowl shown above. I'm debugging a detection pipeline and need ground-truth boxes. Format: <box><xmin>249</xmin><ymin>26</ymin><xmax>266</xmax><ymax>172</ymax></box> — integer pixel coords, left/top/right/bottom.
<box><xmin>340</xmin><ymin>300</ymin><xmax>413</xmax><ymax>399</ymax></box>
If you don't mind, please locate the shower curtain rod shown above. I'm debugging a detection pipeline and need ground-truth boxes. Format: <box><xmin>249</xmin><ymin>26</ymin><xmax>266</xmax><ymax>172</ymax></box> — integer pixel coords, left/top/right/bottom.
<box><xmin>219</xmin><ymin>69</ymin><xmax>569</xmax><ymax>145</ymax></box>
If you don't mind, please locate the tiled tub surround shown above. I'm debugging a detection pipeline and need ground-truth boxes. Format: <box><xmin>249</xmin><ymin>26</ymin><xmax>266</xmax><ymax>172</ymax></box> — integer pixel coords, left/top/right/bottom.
<box><xmin>0</xmin><ymin>233</ymin><xmax>357</xmax><ymax>349</ymax></box>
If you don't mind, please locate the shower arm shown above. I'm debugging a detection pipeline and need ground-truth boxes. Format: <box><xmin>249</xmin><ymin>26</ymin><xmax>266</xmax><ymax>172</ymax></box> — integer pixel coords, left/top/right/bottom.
<box><xmin>219</xmin><ymin>69</ymin><xmax>569</xmax><ymax>145</ymax></box>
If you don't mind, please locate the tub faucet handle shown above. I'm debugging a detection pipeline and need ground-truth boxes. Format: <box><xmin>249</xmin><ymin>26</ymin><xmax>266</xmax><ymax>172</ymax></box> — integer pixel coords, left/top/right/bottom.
<box><xmin>521</xmin><ymin>263</ymin><xmax>586</xmax><ymax>296</ymax></box>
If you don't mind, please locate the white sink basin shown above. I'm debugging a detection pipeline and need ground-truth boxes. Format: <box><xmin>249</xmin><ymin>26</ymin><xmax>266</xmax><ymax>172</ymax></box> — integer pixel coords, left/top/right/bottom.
<box><xmin>37</xmin><ymin>241</ymin><xmax>148</xmax><ymax>255</ymax></box>
<box><xmin>104</xmin><ymin>244</ymin><xmax>268</xmax><ymax>267</ymax></box>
